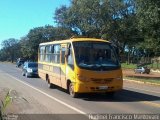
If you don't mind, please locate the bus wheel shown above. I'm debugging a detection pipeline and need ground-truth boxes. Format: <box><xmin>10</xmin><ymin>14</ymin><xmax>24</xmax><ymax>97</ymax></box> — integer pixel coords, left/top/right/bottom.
<box><xmin>69</xmin><ymin>83</ymin><xmax>78</xmax><ymax>98</ymax></box>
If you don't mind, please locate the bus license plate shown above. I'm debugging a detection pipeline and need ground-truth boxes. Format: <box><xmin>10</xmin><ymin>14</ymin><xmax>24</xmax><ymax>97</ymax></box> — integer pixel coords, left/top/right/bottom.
<box><xmin>99</xmin><ymin>86</ymin><xmax>108</xmax><ymax>90</ymax></box>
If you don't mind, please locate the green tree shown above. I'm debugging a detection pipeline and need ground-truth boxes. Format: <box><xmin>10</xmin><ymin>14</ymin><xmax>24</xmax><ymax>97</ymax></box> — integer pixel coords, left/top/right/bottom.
<box><xmin>54</xmin><ymin>0</ymin><xmax>139</xmax><ymax>54</ymax></box>
<box><xmin>1</xmin><ymin>38</ymin><xmax>20</xmax><ymax>62</ymax></box>
<box><xmin>20</xmin><ymin>26</ymin><xmax>53</xmax><ymax>60</ymax></box>
<box><xmin>0</xmin><ymin>49</ymin><xmax>8</xmax><ymax>61</ymax></box>
<box><xmin>20</xmin><ymin>25</ymin><xmax>74</xmax><ymax>61</ymax></box>
<box><xmin>136</xmin><ymin>0</ymin><xmax>160</xmax><ymax>56</ymax></box>
<box><xmin>54</xmin><ymin>0</ymin><xmax>103</xmax><ymax>37</ymax></box>
<box><xmin>101</xmin><ymin>0</ymin><xmax>140</xmax><ymax>53</ymax></box>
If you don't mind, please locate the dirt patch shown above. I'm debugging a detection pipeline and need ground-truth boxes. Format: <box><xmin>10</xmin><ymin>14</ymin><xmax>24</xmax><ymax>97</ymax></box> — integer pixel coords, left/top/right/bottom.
<box><xmin>0</xmin><ymin>88</ymin><xmax>29</xmax><ymax>114</ymax></box>
<box><xmin>122</xmin><ymin>69</ymin><xmax>160</xmax><ymax>79</ymax></box>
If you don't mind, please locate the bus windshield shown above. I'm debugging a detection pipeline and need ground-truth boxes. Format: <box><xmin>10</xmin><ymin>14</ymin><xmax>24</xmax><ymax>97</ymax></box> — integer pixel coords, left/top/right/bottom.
<box><xmin>73</xmin><ymin>41</ymin><xmax>120</xmax><ymax>71</ymax></box>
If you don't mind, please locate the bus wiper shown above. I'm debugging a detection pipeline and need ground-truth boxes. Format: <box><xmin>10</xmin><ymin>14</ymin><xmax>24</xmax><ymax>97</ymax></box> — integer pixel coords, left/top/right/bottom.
<box><xmin>90</xmin><ymin>64</ymin><xmax>101</xmax><ymax>69</ymax></box>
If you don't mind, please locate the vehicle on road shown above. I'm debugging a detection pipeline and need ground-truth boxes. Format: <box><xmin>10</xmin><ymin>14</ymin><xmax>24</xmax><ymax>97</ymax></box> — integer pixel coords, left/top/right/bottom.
<box><xmin>16</xmin><ymin>58</ymin><xmax>25</xmax><ymax>67</ymax></box>
<box><xmin>22</xmin><ymin>62</ymin><xmax>38</xmax><ymax>78</ymax></box>
<box><xmin>134</xmin><ymin>66</ymin><xmax>150</xmax><ymax>74</ymax></box>
<box><xmin>38</xmin><ymin>37</ymin><xmax>123</xmax><ymax>97</ymax></box>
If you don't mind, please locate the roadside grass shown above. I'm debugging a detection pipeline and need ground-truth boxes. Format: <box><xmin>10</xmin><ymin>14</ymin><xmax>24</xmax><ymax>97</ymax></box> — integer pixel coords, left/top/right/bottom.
<box><xmin>121</xmin><ymin>63</ymin><xmax>137</xmax><ymax>69</ymax></box>
<box><xmin>148</xmin><ymin>63</ymin><xmax>160</xmax><ymax>70</ymax></box>
<box><xmin>124</xmin><ymin>76</ymin><xmax>160</xmax><ymax>85</ymax></box>
<box><xmin>0</xmin><ymin>89</ymin><xmax>28</xmax><ymax>120</ymax></box>
<box><xmin>0</xmin><ymin>90</ymin><xmax>12</xmax><ymax>120</ymax></box>
<box><xmin>0</xmin><ymin>107</ymin><xmax>2</xmax><ymax>120</ymax></box>
<box><xmin>121</xmin><ymin>63</ymin><xmax>160</xmax><ymax>70</ymax></box>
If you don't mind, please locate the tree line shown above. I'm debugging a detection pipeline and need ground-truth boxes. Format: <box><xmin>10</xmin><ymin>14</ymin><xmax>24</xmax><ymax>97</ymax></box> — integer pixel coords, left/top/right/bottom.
<box><xmin>0</xmin><ymin>0</ymin><xmax>160</xmax><ymax>63</ymax></box>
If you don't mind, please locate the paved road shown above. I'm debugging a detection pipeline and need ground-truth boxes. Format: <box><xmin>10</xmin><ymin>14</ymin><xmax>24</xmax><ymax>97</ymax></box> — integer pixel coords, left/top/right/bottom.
<box><xmin>0</xmin><ymin>63</ymin><xmax>160</xmax><ymax>119</ymax></box>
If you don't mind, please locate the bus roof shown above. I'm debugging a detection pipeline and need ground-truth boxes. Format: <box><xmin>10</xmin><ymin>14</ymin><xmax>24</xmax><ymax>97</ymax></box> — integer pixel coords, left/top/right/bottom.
<box><xmin>39</xmin><ymin>38</ymin><xmax>110</xmax><ymax>46</ymax></box>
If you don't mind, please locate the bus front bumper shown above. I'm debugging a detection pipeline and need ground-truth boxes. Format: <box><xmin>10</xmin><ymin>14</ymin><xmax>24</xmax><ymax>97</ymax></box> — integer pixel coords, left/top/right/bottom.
<box><xmin>74</xmin><ymin>82</ymin><xmax>123</xmax><ymax>93</ymax></box>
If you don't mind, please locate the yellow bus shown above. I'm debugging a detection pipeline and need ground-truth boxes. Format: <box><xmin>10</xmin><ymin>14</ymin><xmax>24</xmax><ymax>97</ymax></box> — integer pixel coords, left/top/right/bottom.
<box><xmin>38</xmin><ymin>37</ymin><xmax>123</xmax><ymax>97</ymax></box>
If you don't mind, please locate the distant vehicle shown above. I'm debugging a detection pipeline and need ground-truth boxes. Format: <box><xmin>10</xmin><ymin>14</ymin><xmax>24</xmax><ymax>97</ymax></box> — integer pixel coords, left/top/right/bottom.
<box><xmin>16</xmin><ymin>58</ymin><xmax>25</xmax><ymax>67</ymax></box>
<box><xmin>134</xmin><ymin>67</ymin><xmax>150</xmax><ymax>74</ymax></box>
<box><xmin>22</xmin><ymin>62</ymin><xmax>38</xmax><ymax>78</ymax></box>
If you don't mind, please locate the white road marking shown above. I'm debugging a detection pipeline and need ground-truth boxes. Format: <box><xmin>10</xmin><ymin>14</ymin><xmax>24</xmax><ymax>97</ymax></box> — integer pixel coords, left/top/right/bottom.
<box><xmin>2</xmin><ymin>64</ymin><xmax>160</xmax><ymax>112</ymax></box>
<box><xmin>5</xmin><ymin>73</ymin><xmax>86</xmax><ymax>114</ymax></box>
<box><xmin>124</xmin><ymin>86</ymin><xmax>160</xmax><ymax>94</ymax></box>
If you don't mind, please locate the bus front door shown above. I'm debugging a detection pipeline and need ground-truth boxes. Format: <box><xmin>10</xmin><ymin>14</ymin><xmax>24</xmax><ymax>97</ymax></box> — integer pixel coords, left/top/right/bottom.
<box><xmin>60</xmin><ymin>44</ymin><xmax>67</xmax><ymax>89</ymax></box>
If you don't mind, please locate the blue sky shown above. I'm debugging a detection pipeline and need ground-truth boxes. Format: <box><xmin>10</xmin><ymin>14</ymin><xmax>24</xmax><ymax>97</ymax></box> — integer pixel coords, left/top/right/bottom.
<box><xmin>0</xmin><ymin>0</ymin><xmax>70</xmax><ymax>46</ymax></box>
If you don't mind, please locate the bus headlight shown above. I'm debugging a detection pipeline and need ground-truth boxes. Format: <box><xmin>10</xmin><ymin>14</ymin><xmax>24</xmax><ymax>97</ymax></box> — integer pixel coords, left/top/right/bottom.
<box><xmin>77</xmin><ymin>74</ymin><xmax>90</xmax><ymax>82</ymax></box>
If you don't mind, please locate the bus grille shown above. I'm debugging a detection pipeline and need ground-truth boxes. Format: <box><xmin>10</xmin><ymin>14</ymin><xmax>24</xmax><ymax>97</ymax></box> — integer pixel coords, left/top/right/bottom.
<box><xmin>91</xmin><ymin>78</ymin><xmax>113</xmax><ymax>84</ymax></box>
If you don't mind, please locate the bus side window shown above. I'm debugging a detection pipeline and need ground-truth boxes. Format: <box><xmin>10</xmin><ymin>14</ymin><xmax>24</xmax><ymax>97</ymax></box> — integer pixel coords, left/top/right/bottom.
<box><xmin>39</xmin><ymin>46</ymin><xmax>45</xmax><ymax>62</ymax></box>
<box><xmin>51</xmin><ymin>45</ymin><xmax>54</xmax><ymax>63</ymax></box>
<box><xmin>67</xmin><ymin>44</ymin><xmax>74</xmax><ymax>70</ymax></box>
<box><xmin>61</xmin><ymin>46</ymin><xmax>66</xmax><ymax>64</ymax></box>
<box><xmin>52</xmin><ymin>44</ymin><xmax>60</xmax><ymax>63</ymax></box>
<box><xmin>45</xmin><ymin>45</ymin><xmax>52</xmax><ymax>62</ymax></box>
